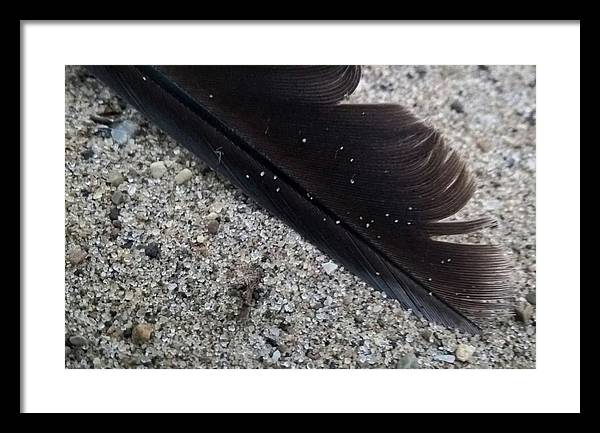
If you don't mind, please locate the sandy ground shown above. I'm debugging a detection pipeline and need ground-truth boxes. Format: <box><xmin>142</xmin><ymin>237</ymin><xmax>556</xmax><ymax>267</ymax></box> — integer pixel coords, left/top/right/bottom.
<box><xmin>65</xmin><ymin>65</ymin><xmax>536</xmax><ymax>368</ymax></box>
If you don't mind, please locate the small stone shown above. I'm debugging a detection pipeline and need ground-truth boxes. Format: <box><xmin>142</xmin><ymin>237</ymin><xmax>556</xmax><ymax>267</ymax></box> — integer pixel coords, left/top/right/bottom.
<box><xmin>450</xmin><ymin>100</ymin><xmax>465</xmax><ymax>114</ymax></box>
<box><xmin>209</xmin><ymin>202</ymin><xmax>224</xmax><ymax>213</ymax></box>
<box><xmin>109</xmin><ymin>207</ymin><xmax>120</xmax><ymax>221</ymax></box>
<box><xmin>144</xmin><ymin>242</ymin><xmax>160</xmax><ymax>259</ymax></box>
<box><xmin>111</xmin><ymin>190</ymin><xmax>125</xmax><ymax>205</ymax></box>
<box><xmin>149</xmin><ymin>161</ymin><xmax>167</xmax><ymax>178</ymax></box>
<box><xmin>132</xmin><ymin>323</ymin><xmax>154</xmax><ymax>344</ymax></box>
<box><xmin>415</xmin><ymin>66</ymin><xmax>427</xmax><ymax>78</ymax></box>
<box><xmin>526</xmin><ymin>291</ymin><xmax>536</xmax><ymax>305</ymax></box>
<box><xmin>322</xmin><ymin>261</ymin><xmax>338</xmax><ymax>274</ymax></box>
<box><xmin>207</xmin><ymin>220</ymin><xmax>220</xmax><ymax>235</ymax></box>
<box><xmin>476</xmin><ymin>140</ymin><xmax>493</xmax><ymax>153</ymax></box>
<box><xmin>92</xmin><ymin>357</ymin><xmax>103</xmax><ymax>369</ymax></box>
<box><xmin>111</xmin><ymin>120</ymin><xmax>138</xmax><ymax>144</ymax></box>
<box><xmin>397</xmin><ymin>353</ymin><xmax>418</xmax><ymax>369</ymax></box>
<box><xmin>455</xmin><ymin>344</ymin><xmax>476</xmax><ymax>362</ymax></box>
<box><xmin>81</xmin><ymin>149</ymin><xmax>94</xmax><ymax>160</ymax></box>
<box><xmin>69</xmin><ymin>335</ymin><xmax>88</xmax><ymax>347</ymax></box>
<box><xmin>434</xmin><ymin>354</ymin><xmax>456</xmax><ymax>364</ymax></box>
<box><xmin>175</xmin><ymin>168</ymin><xmax>193</xmax><ymax>184</ymax></box>
<box><xmin>272</xmin><ymin>350</ymin><xmax>281</xmax><ymax>362</ymax></box>
<box><xmin>107</xmin><ymin>170</ymin><xmax>125</xmax><ymax>186</ymax></box>
<box><xmin>421</xmin><ymin>329</ymin><xmax>434</xmax><ymax>342</ymax></box>
<box><xmin>67</xmin><ymin>245</ymin><xmax>87</xmax><ymax>265</ymax></box>
<box><xmin>515</xmin><ymin>304</ymin><xmax>534</xmax><ymax>322</ymax></box>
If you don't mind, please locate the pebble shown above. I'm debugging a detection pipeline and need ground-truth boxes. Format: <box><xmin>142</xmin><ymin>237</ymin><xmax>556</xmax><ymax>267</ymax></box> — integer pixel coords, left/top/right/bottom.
<box><xmin>272</xmin><ymin>350</ymin><xmax>281</xmax><ymax>362</ymax></box>
<box><xmin>111</xmin><ymin>191</ymin><xmax>125</xmax><ymax>205</ymax></box>
<box><xmin>322</xmin><ymin>261</ymin><xmax>338</xmax><ymax>274</ymax></box>
<box><xmin>111</xmin><ymin>120</ymin><xmax>138</xmax><ymax>144</ymax></box>
<box><xmin>149</xmin><ymin>161</ymin><xmax>167</xmax><ymax>178</ymax></box>
<box><xmin>421</xmin><ymin>329</ymin><xmax>434</xmax><ymax>342</ymax></box>
<box><xmin>526</xmin><ymin>291</ymin><xmax>536</xmax><ymax>305</ymax></box>
<box><xmin>69</xmin><ymin>335</ymin><xmax>88</xmax><ymax>347</ymax></box>
<box><xmin>434</xmin><ymin>354</ymin><xmax>456</xmax><ymax>364</ymax></box>
<box><xmin>132</xmin><ymin>323</ymin><xmax>154</xmax><ymax>344</ymax></box>
<box><xmin>109</xmin><ymin>207</ymin><xmax>120</xmax><ymax>221</ymax></box>
<box><xmin>67</xmin><ymin>245</ymin><xmax>87</xmax><ymax>265</ymax></box>
<box><xmin>397</xmin><ymin>353</ymin><xmax>419</xmax><ymax>368</ymax></box>
<box><xmin>477</xmin><ymin>140</ymin><xmax>493</xmax><ymax>153</ymax></box>
<box><xmin>209</xmin><ymin>202</ymin><xmax>224</xmax><ymax>213</ymax></box>
<box><xmin>455</xmin><ymin>344</ymin><xmax>476</xmax><ymax>362</ymax></box>
<box><xmin>144</xmin><ymin>242</ymin><xmax>160</xmax><ymax>259</ymax></box>
<box><xmin>415</xmin><ymin>66</ymin><xmax>427</xmax><ymax>78</ymax></box>
<box><xmin>515</xmin><ymin>304</ymin><xmax>534</xmax><ymax>322</ymax></box>
<box><xmin>450</xmin><ymin>100</ymin><xmax>465</xmax><ymax>113</ymax></box>
<box><xmin>175</xmin><ymin>168</ymin><xmax>193</xmax><ymax>184</ymax></box>
<box><xmin>207</xmin><ymin>220</ymin><xmax>220</xmax><ymax>235</ymax></box>
<box><xmin>81</xmin><ymin>148</ymin><xmax>94</xmax><ymax>160</ymax></box>
<box><xmin>107</xmin><ymin>170</ymin><xmax>125</xmax><ymax>186</ymax></box>
<box><xmin>92</xmin><ymin>357</ymin><xmax>103</xmax><ymax>368</ymax></box>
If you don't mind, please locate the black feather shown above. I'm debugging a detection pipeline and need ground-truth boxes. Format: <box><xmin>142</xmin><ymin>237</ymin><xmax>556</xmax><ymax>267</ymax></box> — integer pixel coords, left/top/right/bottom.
<box><xmin>86</xmin><ymin>65</ymin><xmax>514</xmax><ymax>333</ymax></box>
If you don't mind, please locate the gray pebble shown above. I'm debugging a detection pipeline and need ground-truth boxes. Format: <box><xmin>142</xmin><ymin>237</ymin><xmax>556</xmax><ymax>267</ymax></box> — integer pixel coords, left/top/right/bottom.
<box><xmin>67</xmin><ymin>245</ymin><xmax>87</xmax><ymax>265</ymax></box>
<box><xmin>421</xmin><ymin>329</ymin><xmax>434</xmax><ymax>342</ymax></box>
<box><xmin>108</xmin><ymin>170</ymin><xmax>125</xmax><ymax>186</ymax></box>
<box><xmin>397</xmin><ymin>353</ymin><xmax>419</xmax><ymax>369</ymax></box>
<box><xmin>515</xmin><ymin>304</ymin><xmax>535</xmax><ymax>322</ymax></box>
<box><xmin>477</xmin><ymin>140</ymin><xmax>493</xmax><ymax>153</ymax></box>
<box><xmin>144</xmin><ymin>242</ymin><xmax>160</xmax><ymax>259</ymax></box>
<box><xmin>175</xmin><ymin>168</ymin><xmax>193</xmax><ymax>184</ymax></box>
<box><xmin>149</xmin><ymin>161</ymin><xmax>167</xmax><ymax>178</ymax></box>
<box><xmin>450</xmin><ymin>100</ymin><xmax>465</xmax><ymax>113</ymax></box>
<box><xmin>69</xmin><ymin>335</ymin><xmax>88</xmax><ymax>347</ymax></box>
<box><xmin>111</xmin><ymin>120</ymin><xmax>138</xmax><ymax>144</ymax></box>
<box><xmin>109</xmin><ymin>207</ymin><xmax>119</xmax><ymax>221</ymax></box>
<box><xmin>207</xmin><ymin>220</ymin><xmax>220</xmax><ymax>235</ymax></box>
<box><xmin>434</xmin><ymin>354</ymin><xmax>456</xmax><ymax>364</ymax></box>
<box><xmin>111</xmin><ymin>190</ymin><xmax>125</xmax><ymax>205</ymax></box>
<box><xmin>526</xmin><ymin>291</ymin><xmax>536</xmax><ymax>305</ymax></box>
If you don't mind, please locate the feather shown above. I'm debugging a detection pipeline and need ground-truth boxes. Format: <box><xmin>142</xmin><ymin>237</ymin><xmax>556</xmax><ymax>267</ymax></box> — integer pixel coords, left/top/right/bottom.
<box><xmin>85</xmin><ymin>65</ymin><xmax>514</xmax><ymax>333</ymax></box>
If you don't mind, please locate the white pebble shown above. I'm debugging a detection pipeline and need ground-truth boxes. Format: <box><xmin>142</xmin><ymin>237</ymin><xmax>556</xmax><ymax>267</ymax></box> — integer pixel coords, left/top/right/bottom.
<box><xmin>175</xmin><ymin>168</ymin><xmax>193</xmax><ymax>184</ymax></box>
<box><xmin>149</xmin><ymin>161</ymin><xmax>167</xmax><ymax>178</ymax></box>
<box><xmin>455</xmin><ymin>344</ymin><xmax>476</xmax><ymax>362</ymax></box>
<box><xmin>322</xmin><ymin>261</ymin><xmax>338</xmax><ymax>275</ymax></box>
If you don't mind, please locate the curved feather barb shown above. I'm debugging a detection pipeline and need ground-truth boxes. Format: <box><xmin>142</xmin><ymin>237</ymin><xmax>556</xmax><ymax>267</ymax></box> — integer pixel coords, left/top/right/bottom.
<box><xmin>86</xmin><ymin>65</ymin><xmax>514</xmax><ymax>333</ymax></box>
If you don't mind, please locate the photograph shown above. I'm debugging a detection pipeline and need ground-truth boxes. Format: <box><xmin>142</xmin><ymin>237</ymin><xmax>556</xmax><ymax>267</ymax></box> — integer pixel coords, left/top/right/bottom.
<box><xmin>64</xmin><ymin>65</ymin><xmax>536</xmax><ymax>369</ymax></box>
